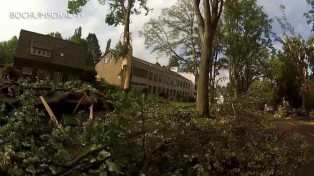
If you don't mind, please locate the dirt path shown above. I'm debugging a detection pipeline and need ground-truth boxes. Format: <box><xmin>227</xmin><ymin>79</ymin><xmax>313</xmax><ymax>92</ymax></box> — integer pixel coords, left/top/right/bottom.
<box><xmin>270</xmin><ymin>117</ymin><xmax>314</xmax><ymax>175</ymax></box>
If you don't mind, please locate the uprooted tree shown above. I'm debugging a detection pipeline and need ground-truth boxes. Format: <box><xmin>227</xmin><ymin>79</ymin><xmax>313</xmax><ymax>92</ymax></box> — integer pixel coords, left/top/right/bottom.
<box><xmin>68</xmin><ymin>0</ymin><xmax>150</xmax><ymax>92</ymax></box>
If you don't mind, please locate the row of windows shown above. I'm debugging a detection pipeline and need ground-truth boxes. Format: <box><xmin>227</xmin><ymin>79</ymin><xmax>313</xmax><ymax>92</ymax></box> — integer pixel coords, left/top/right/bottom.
<box><xmin>132</xmin><ymin>66</ymin><xmax>191</xmax><ymax>89</ymax></box>
<box><xmin>31</xmin><ymin>47</ymin><xmax>52</xmax><ymax>57</ymax></box>
<box><xmin>21</xmin><ymin>67</ymin><xmax>78</xmax><ymax>81</ymax></box>
<box><xmin>148</xmin><ymin>85</ymin><xmax>190</xmax><ymax>97</ymax></box>
<box><xmin>131</xmin><ymin>82</ymin><xmax>191</xmax><ymax>97</ymax></box>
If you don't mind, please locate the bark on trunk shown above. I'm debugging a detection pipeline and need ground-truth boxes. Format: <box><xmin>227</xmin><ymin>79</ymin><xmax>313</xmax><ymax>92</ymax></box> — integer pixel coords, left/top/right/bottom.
<box><xmin>122</xmin><ymin>0</ymin><xmax>133</xmax><ymax>92</ymax></box>
<box><xmin>197</xmin><ymin>37</ymin><xmax>212</xmax><ymax>117</ymax></box>
<box><xmin>194</xmin><ymin>0</ymin><xmax>223</xmax><ymax>117</ymax></box>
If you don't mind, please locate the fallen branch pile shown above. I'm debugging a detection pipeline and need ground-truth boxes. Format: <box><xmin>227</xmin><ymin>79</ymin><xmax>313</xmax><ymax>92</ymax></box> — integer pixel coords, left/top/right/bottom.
<box><xmin>0</xmin><ymin>81</ymin><xmax>112</xmax><ymax>114</ymax></box>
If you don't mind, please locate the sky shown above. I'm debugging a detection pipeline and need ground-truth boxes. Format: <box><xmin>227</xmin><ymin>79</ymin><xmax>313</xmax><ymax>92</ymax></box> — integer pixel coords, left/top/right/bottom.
<box><xmin>0</xmin><ymin>0</ymin><xmax>312</xmax><ymax>66</ymax></box>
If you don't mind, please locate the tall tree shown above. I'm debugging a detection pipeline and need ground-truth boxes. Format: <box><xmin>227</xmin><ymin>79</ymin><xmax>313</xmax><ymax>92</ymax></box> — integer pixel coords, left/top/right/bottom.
<box><xmin>105</xmin><ymin>39</ymin><xmax>111</xmax><ymax>54</ymax></box>
<box><xmin>69</xmin><ymin>27</ymin><xmax>94</xmax><ymax>66</ymax></box>
<box><xmin>68</xmin><ymin>0</ymin><xmax>150</xmax><ymax>92</ymax></box>
<box><xmin>0</xmin><ymin>36</ymin><xmax>18</xmax><ymax>64</ymax></box>
<box><xmin>47</xmin><ymin>32</ymin><xmax>63</xmax><ymax>39</ymax></box>
<box><xmin>69</xmin><ymin>26</ymin><xmax>83</xmax><ymax>44</ymax></box>
<box><xmin>222</xmin><ymin>0</ymin><xmax>272</xmax><ymax>97</ymax></box>
<box><xmin>193</xmin><ymin>0</ymin><xmax>224</xmax><ymax>117</ymax></box>
<box><xmin>86</xmin><ymin>33</ymin><xmax>102</xmax><ymax>64</ymax></box>
<box><xmin>140</xmin><ymin>0</ymin><xmax>200</xmax><ymax>78</ymax></box>
<box><xmin>276</xmin><ymin>6</ymin><xmax>314</xmax><ymax>110</ymax></box>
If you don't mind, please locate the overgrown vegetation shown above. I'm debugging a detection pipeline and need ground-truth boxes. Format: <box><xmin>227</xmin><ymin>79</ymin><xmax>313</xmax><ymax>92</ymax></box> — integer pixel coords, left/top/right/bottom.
<box><xmin>0</xmin><ymin>80</ymin><xmax>309</xmax><ymax>175</ymax></box>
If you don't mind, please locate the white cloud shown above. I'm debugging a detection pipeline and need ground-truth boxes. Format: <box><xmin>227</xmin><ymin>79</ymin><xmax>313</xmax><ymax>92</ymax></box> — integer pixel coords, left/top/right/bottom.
<box><xmin>257</xmin><ymin>0</ymin><xmax>312</xmax><ymax>38</ymax></box>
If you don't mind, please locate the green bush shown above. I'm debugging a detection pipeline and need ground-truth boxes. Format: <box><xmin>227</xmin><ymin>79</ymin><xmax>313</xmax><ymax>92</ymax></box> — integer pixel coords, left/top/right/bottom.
<box><xmin>82</xmin><ymin>66</ymin><xmax>97</xmax><ymax>83</ymax></box>
<box><xmin>1</xmin><ymin>64</ymin><xmax>20</xmax><ymax>81</ymax></box>
<box><xmin>309</xmin><ymin>110</ymin><xmax>314</xmax><ymax>120</ymax></box>
<box><xmin>0</xmin><ymin>86</ymin><xmax>309</xmax><ymax>175</ymax></box>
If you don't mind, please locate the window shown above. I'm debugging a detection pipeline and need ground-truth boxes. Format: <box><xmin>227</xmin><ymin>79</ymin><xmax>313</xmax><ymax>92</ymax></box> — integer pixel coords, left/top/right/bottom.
<box><xmin>22</xmin><ymin>67</ymin><xmax>32</xmax><ymax>75</ymax></box>
<box><xmin>158</xmin><ymin>75</ymin><xmax>162</xmax><ymax>82</ymax></box>
<box><xmin>45</xmin><ymin>51</ymin><xmax>51</xmax><ymax>57</ymax></box>
<box><xmin>152</xmin><ymin>86</ymin><xmax>156</xmax><ymax>94</ymax></box>
<box><xmin>148</xmin><ymin>85</ymin><xmax>152</xmax><ymax>94</ymax></box>
<box><xmin>37</xmin><ymin>69</ymin><xmax>49</xmax><ymax>80</ymax></box>
<box><xmin>54</xmin><ymin>72</ymin><xmax>63</xmax><ymax>83</ymax></box>
<box><xmin>154</xmin><ymin>73</ymin><xmax>158</xmax><ymax>81</ymax></box>
<box><xmin>148</xmin><ymin>72</ymin><xmax>153</xmax><ymax>80</ymax></box>
<box><xmin>132</xmin><ymin>67</ymin><xmax>148</xmax><ymax>78</ymax></box>
<box><xmin>157</xmin><ymin>87</ymin><xmax>161</xmax><ymax>94</ymax></box>
<box><xmin>31</xmin><ymin>47</ymin><xmax>51</xmax><ymax>58</ymax></box>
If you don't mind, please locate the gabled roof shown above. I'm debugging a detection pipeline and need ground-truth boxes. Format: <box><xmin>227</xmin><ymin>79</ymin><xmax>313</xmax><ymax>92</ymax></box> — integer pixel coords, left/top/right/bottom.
<box><xmin>15</xmin><ymin>29</ymin><xmax>86</xmax><ymax>69</ymax></box>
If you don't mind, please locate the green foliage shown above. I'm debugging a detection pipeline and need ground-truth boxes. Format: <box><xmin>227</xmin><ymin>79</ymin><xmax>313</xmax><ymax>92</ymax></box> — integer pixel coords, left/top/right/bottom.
<box><xmin>1</xmin><ymin>64</ymin><xmax>20</xmax><ymax>81</ymax></box>
<box><xmin>140</xmin><ymin>0</ymin><xmax>201</xmax><ymax>73</ymax></box>
<box><xmin>305</xmin><ymin>0</ymin><xmax>314</xmax><ymax>31</ymax></box>
<box><xmin>0</xmin><ymin>83</ymin><xmax>310</xmax><ymax>175</ymax></box>
<box><xmin>247</xmin><ymin>80</ymin><xmax>276</xmax><ymax>105</ymax></box>
<box><xmin>0</xmin><ymin>36</ymin><xmax>18</xmax><ymax>64</ymax></box>
<box><xmin>223</xmin><ymin>0</ymin><xmax>273</xmax><ymax>96</ymax></box>
<box><xmin>46</xmin><ymin>32</ymin><xmax>63</xmax><ymax>39</ymax></box>
<box><xmin>68</xmin><ymin>0</ymin><xmax>150</xmax><ymax>26</ymax></box>
<box><xmin>95</xmin><ymin>78</ymin><xmax>120</xmax><ymax>94</ymax></box>
<box><xmin>86</xmin><ymin>33</ymin><xmax>102</xmax><ymax>64</ymax></box>
<box><xmin>309</xmin><ymin>110</ymin><xmax>314</xmax><ymax>120</ymax></box>
<box><xmin>82</xmin><ymin>67</ymin><xmax>97</xmax><ymax>84</ymax></box>
<box><xmin>274</xmin><ymin>7</ymin><xmax>314</xmax><ymax>109</ymax></box>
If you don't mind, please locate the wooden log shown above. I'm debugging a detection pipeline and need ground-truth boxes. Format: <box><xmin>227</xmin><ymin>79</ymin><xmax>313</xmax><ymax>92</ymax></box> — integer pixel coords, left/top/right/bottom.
<box><xmin>39</xmin><ymin>96</ymin><xmax>66</xmax><ymax>134</ymax></box>
<box><xmin>73</xmin><ymin>95</ymin><xmax>85</xmax><ymax>114</ymax></box>
<box><xmin>89</xmin><ymin>104</ymin><xmax>94</xmax><ymax>120</ymax></box>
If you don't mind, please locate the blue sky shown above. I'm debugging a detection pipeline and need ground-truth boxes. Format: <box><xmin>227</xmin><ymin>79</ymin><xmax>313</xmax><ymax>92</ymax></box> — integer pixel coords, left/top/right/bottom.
<box><xmin>0</xmin><ymin>0</ymin><xmax>312</xmax><ymax>65</ymax></box>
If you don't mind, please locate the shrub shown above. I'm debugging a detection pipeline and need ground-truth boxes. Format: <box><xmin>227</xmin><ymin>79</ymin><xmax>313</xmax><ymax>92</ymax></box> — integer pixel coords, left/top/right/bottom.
<box><xmin>82</xmin><ymin>66</ymin><xmax>97</xmax><ymax>83</ymax></box>
<box><xmin>0</xmin><ymin>86</ymin><xmax>309</xmax><ymax>175</ymax></box>
<box><xmin>309</xmin><ymin>110</ymin><xmax>314</xmax><ymax>120</ymax></box>
<box><xmin>1</xmin><ymin>64</ymin><xmax>20</xmax><ymax>81</ymax></box>
<box><xmin>94</xmin><ymin>78</ymin><xmax>120</xmax><ymax>93</ymax></box>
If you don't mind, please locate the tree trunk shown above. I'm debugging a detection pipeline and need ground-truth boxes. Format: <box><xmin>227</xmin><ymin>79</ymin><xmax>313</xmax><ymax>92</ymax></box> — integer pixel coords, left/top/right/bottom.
<box><xmin>194</xmin><ymin>0</ymin><xmax>223</xmax><ymax>117</ymax></box>
<box><xmin>122</xmin><ymin>0</ymin><xmax>133</xmax><ymax>93</ymax></box>
<box><xmin>197</xmin><ymin>36</ymin><xmax>212</xmax><ymax>117</ymax></box>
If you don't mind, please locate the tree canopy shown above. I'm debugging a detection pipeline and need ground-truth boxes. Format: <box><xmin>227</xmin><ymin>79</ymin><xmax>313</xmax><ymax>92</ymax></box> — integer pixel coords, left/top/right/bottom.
<box><xmin>0</xmin><ymin>36</ymin><xmax>18</xmax><ymax>64</ymax></box>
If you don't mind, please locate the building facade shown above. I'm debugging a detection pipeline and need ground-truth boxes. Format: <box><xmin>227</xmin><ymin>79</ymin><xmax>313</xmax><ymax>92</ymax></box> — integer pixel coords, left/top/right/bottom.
<box><xmin>170</xmin><ymin>67</ymin><xmax>197</xmax><ymax>97</ymax></box>
<box><xmin>14</xmin><ymin>30</ymin><xmax>87</xmax><ymax>82</ymax></box>
<box><xmin>96</xmin><ymin>52</ymin><xmax>195</xmax><ymax>98</ymax></box>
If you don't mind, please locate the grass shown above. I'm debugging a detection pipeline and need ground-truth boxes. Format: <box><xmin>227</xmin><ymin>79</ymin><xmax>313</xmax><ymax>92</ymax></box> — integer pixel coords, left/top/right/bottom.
<box><xmin>171</xmin><ymin>101</ymin><xmax>195</xmax><ymax>108</ymax></box>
